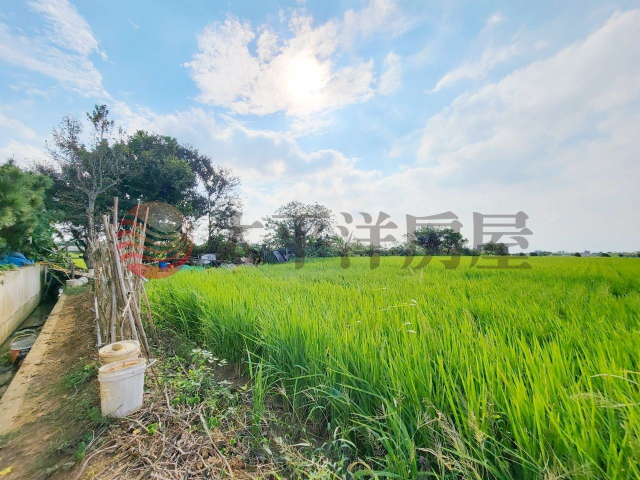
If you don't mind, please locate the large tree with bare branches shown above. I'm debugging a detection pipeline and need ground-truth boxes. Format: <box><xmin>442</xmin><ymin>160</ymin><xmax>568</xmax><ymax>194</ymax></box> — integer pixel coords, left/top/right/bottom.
<box><xmin>37</xmin><ymin>105</ymin><xmax>126</xmax><ymax>267</ymax></box>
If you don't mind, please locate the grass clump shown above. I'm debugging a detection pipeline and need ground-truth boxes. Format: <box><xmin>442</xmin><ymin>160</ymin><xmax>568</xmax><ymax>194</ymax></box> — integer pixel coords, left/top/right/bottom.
<box><xmin>62</xmin><ymin>358</ymin><xmax>98</xmax><ymax>393</ymax></box>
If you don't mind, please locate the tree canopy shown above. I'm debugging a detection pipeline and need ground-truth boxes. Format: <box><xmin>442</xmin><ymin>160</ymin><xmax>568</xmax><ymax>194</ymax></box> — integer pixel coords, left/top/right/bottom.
<box><xmin>411</xmin><ymin>225</ymin><xmax>467</xmax><ymax>255</ymax></box>
<box><xmin>0</xmin><ymin>160</ymin><xmax>54</xmax><ymax>257</ymax></box>
<box><xmin>264</xmin><ymin>202</ymin><xmax>333</xmax><ymax>257</ymax></box>
<box><xmin>36</xmin><ymin>105</ymin><xmax>242</xmax><ymax>265</ymax></box>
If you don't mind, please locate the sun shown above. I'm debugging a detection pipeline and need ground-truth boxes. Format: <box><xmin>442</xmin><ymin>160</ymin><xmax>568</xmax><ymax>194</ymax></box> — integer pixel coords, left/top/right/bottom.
<box><xmin>285</xmin><ymin>55</ymin><xmax>328</xmax><ymax>108</ymax></box>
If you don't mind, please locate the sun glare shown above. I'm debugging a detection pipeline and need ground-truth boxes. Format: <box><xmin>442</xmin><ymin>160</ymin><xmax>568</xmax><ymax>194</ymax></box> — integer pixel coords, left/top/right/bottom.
<box><xmin>285</xmin><ymin>55</ymin><xmax>327</xmax><ymax>108</ymax></box>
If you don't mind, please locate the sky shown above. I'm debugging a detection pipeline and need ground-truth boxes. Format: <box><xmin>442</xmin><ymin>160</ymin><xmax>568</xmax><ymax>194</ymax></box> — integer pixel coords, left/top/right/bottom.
<box><xmin>0</xmin><ymin>0</ymin><xmax>639</xmax><ymax>252</ymax></box>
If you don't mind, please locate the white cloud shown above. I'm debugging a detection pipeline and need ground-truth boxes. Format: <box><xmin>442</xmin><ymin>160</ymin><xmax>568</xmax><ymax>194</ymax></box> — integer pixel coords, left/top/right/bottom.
<box><xmin>432</xmin><ymin>44</ymin><xmax>518</xmax><ymax>92</ymax></box>
<box><xmin>171</xmin><ymin>9</ymin><xmax>640</xmax><ymax>252</ymax></box>
<box><xmin>185</xmin><ymin>0</ymin><xmax>410</xmax><ymax>127</ymax></box>
<box><xmin>111</xmin><ymin>102</ymin><xmax>351</xmax><ymax>182</ymax></box>
<box><xmin>385</xmin><ymin>144</ymin><xmax>402</xmax><ymax>158</ymax></box>
<box><xmin>0</xmin><ymin>0</ymin><xmax>108</xmax><ymax>97</ymax></box>
<box><xmin>378</xmin><ymin>52</ymin><xmax>402</xmax><ymax>95</ymax></box>
<box><xmin>342</xmin><ymin>0</ymin><xmax>412</xmax><ymax>45</ymax></box>
<box><xmin>0</xmin><ymin>112</ymin><xmax>39</xmax><ymax>141</ymax></box>
<box><xmin>421</xmin><ymin>10</ymin><xmax>640</xmax><ymax>172</ymax></box>
<box><xmin>405</xmin><ymin>9</ymin><xmax>640</xmax><ymax>250</ymax></box>
<box><xmin>28</xmin><ymin>0</ymin><xmax>107</xmax><ymax>60</ymax></box>
<box><xmin>0</xmin><ymin>140</ymin><xmax>46</xmax><ymax>167</ymax></box>
<box><xmin>485</xmin><ymin>12</ymin><xmax>505</xmax><ymax>28</ymax></box>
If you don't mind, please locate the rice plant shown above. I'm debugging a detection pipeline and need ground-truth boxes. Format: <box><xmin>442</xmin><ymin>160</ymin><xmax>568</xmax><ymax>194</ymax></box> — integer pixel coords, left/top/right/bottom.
<box><xmin>148</xmin><ymin>257</ymin><xmax>640</xmax><ymax>479</ymax></box>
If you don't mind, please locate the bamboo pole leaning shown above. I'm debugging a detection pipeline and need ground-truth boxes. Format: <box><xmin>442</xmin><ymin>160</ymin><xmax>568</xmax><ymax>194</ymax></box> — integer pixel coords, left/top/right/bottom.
<box><xmin>91</xmin><ymin>197</ymin><xmax>154</xmax><ymax>356</ymax></box>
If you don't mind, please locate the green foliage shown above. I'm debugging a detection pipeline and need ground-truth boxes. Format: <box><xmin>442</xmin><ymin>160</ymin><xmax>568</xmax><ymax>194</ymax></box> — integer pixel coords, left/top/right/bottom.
<box><xmin>36</xmin><ymin>105</ymin><xmax>127</xmax><ymax>266</ymax></box>
<box><xmin>264</xmin><ymin>201</ymin><xmax>333</xmax><ymax>256</ymax></box>
<box><xmin>36</xmin><ymin>106</ymin><xmax>241</xmax><ymax>266</ymax></box>
<box><xmin>0</xmin><ymin>160</ymin><xmax>55</xmax><ymax>257</ymax></box>
<box><xmin>164</xmin><ymin>348</ymin><xmax>228</xmax><ymax>406</ymax></box>
<box><xmin>412</xmin><ymin>225</ymin><xmax>467</xmax><ymax>255</ymax></box>
<box><xmin>483</xmin><ymin>240</ymin><xmax>509</xmax><ymax>255</ymax></box>
<box><xmin>120</xmin><ymin>131</ymin><xmax>207</xmax><ymax>218</ymax></box>
<box><xmin>149</xmin><ymin>257</ymin><xmax>640</xmax><ymax>479</ymax></box>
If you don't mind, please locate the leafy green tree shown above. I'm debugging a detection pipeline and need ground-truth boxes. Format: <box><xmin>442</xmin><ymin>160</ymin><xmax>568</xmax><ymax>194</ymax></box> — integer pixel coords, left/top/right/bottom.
<box><xmin>413</xmin><ymin>226</ymin><xmax>443</xmax><ymax>254</ymax></box>
<box><xmin>264</xmin><ymin>202</ymin><xmax>333</xmax><ymax>258</ymax></box>
<box><xmin>37</xmin><ymin>105</ymin><xmax>127</xmax><ymax>267</ymax></box>
<box><xmin>410</xmin><ymin>226</ymin><xmax>466</xmax><ymax>255</ymax></box>
<box><xmin>442</xmin><ymin>228</ymin><xmax>466</xmax><ymax>254</ymax></box>
<box><xmin>0</xmin><ymin>160</ymin><xmax>54</xmax><ymax>257</ymax></box>
<box><xmin>120</xmin><ymin>131</ymin><xmax>207</xmax><ymax>218</ymax></box>
<box><xmin>483</xmin><ymin>241</ymin><xmax>509</xmax><ymax>255</ymax></box>
<box><xmin>187</xmin><ymin>159</ymin><xmax>241</xmax><ymax>249</ymax></box>
<box><xmin>38</xmin><ymin>107</ymin><xmax>242</xmax><ymax>267</ymax></box>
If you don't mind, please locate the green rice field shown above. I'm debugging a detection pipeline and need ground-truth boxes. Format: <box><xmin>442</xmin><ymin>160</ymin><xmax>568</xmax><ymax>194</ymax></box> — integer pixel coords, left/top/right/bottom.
<box><xmin>148</xmin><ymin>257</ymin><xmax>640</xmax><ymax>478</ymax></box>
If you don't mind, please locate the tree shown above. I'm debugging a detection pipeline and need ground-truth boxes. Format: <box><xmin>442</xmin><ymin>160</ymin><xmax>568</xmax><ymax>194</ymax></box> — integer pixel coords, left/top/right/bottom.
<box><xmin>38</xmin><ymin>105</ymin><xmax>126</xmax><ymax>267</ymax></box>
<box><xmin>574</xmin><ymin>252</ymin><xmax>582</xmax><ymax>257</ymax></box>
<box><xmin>483</xmin><ymin>241</ymin><xmax>508</xmax><ymax>255</ymax></box>
<box><xmin>38</xmin><ymin>105</ymin><xmax>243</xmax><ymax>266</ymax></box>
<box><xmin>264</xmin><ymin>202</ymin><xmax>333</xmax><ymax>258</ymax></box>
<box><xmin>120</xmin><ymin>131</ymin><xmax>207</xmax><ymax>218</ymax></box>
<box><xmin>412</xmin><ymin>226</ymin><xmax>443</xmax><ymax>253</ymax></box>
<box><xmin>0</xmin><ymin>160</ymin><xmax>54</xmax><ymax>257</ymax></box>
<box><xmin>410</xmin><ymin>225</ymin><xmax>466</xmax><ymax>255</ymax></box>
<box><xmin>188</xmin><ymin>160</ymin><xmax>241</xmax><ymax>249</ymax></box>
<box><xmin>441</xmin><ymin>228</ymin><xmax>466</xmax><ymax>254</ymax></box>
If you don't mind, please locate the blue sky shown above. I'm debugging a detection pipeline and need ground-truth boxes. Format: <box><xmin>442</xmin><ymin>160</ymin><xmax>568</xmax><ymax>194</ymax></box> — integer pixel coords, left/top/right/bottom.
<box><xmin>1</xmin><ymin>0</ymin><xmax>639</xmax><ymax>251</ymax></box>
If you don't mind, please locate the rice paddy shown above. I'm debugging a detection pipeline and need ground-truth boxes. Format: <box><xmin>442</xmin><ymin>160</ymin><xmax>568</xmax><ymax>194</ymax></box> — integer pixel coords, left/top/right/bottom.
<box><xmin>148</xmin><ymin>257</ymin><xmax>640</xmax><ymax>478</ymax></box>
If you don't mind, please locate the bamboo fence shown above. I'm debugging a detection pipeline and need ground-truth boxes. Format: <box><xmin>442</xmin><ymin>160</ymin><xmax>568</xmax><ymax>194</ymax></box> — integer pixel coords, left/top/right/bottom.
<box><xmin>91</xmin><ymin>197</ymin><xmax>158</xmax><ymax>355</ymax></box>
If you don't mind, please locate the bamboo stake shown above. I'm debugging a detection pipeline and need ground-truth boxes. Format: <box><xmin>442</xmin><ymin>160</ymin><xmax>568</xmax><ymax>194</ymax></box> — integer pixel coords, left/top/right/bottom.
<box><xmin>138</xmin><ymin>206</ymin><xmax>159</xmax><ymax>343</ymax></box>
<box><xmin>93</xmin><ymin>295</ymin><xmax>102</xmax><ymax>347</ymax></box>
<box><xmin>102</xmin><ymin>215</ymin><xmax>139</xmax><ymax>343</ymax></box>
<box><xmin>113</xmin><ymin>196</ymin><xmax>118</xmax><ymax>231</ymax></box>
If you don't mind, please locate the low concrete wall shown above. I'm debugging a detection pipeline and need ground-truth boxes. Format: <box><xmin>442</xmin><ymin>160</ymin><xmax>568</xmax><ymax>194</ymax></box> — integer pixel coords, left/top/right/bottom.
<box><xmin>0</xmin><ymin>264</ymin><xmax>44</xmax><ymax>345</ymax></box>
<box><xmin>0</xmin><ymin>293</ymin><xmax>67</xmax><ymax>436</ymax></box>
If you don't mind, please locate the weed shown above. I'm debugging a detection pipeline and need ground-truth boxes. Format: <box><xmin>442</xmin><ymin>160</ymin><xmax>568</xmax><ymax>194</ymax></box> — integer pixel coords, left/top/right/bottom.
<box><xmin>63</xmin><ymin>358</ymin><xmax>98</xmax><ymax>393</ymax></box>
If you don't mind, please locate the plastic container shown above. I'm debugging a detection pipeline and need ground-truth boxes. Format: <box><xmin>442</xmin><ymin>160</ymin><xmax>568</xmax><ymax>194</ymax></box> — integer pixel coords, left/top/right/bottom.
<box><xmin>98</xmin><ymin>340</ymin><xmax>140</xmax><ymax>366</ymax></box>
<box><xmin>98</xmin><ymin>358</ymin><xmax>149</xmax><ymax>417</ymax></box>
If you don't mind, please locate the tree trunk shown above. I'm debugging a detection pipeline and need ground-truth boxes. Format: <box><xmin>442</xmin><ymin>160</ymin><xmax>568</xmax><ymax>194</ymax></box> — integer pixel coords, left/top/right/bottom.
<box><xmin>86</xmin><ymin>195</ymin><xmax>96</xmax><ymax>269</ymax></box>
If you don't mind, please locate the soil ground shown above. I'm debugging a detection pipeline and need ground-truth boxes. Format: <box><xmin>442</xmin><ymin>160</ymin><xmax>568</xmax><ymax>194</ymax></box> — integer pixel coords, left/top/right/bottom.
<box><xmin>0</xmin><ymin>288</ymin><xmax>98</xmax><ymax>479</ymax></box>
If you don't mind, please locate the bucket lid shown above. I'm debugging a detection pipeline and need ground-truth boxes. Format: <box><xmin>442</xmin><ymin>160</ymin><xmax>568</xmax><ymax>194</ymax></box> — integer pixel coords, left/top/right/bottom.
<box><xmin>99</xmin><ymin>340</ymin><xmax>140</xmax><ymax>358</ymax></box>
<box><xmin>11</xmin><ymin>333</ymin><xmax>37</xmax><ymax>350</ymax></box>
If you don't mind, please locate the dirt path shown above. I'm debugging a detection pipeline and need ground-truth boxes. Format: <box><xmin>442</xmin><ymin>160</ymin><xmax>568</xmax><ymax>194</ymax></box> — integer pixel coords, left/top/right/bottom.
<box><xmin>0</xmin><ymin>290</ymin><xmax>96</xmax><ymax>479</ymax></box>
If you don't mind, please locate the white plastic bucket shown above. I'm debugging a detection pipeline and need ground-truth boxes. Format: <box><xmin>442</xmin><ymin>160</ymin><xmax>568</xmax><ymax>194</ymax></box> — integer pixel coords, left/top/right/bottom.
<box><xmin>98</xmin><ymin>358</ymin><xmax>150</xmax><ymax>417</ymax></box>
<box><xmin>98</xmin><ymin>340</ymin><xmax>140</xmax><ymax>366</ymax></box>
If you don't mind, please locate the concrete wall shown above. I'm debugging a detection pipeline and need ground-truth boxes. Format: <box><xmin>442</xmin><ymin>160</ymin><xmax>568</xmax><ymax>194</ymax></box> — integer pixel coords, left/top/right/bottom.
<box><xmin>0</xmin><ymin>264</ymin><xmax>44</xmax><ymax>345</ymax></box>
